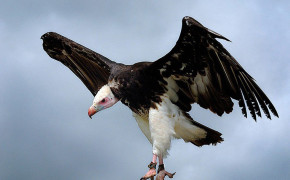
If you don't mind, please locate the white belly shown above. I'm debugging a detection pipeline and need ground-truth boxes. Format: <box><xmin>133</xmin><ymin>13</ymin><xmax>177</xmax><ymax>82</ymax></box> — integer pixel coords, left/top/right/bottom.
<box><xmin>133</xmin><ymin>95</ymin><xmax>207</xmax><ymax>158</ymax></box>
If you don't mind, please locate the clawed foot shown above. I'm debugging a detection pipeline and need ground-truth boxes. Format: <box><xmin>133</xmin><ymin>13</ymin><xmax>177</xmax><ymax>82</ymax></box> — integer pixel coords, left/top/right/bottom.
<box><xmin>140</xmin><ymin>168</ymin><xmax>156</xmax><ymax>180</ymax></box>
<box><xmin>140</xmin><ymin>162</ymin><xmax>157</xmax><ymax>180</ymax></box>
<box><xmin>141</xmin><ymin>155</ymin><xmax>175</xmax><ymax>180</ymax></box>
<box><xmin>156</xmin><ymin>170</ymin><xmax>175</xmax><ymax>180</ymax></box>
<box><xmin>156</xmin><ymin>164</ymin><xmax>175</xmax><ymax>180</ymax></box>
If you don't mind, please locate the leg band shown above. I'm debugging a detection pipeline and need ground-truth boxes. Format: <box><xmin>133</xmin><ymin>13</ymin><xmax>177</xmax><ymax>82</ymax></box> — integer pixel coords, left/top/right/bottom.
<box><xmin>157</xmin><ymin>164</ymin><xmax>164</xmax><ymax>173</ymax></box>
<box><xmin>148</xmin><ymin>162</ymin><xmax>157</xmax><ymax>169</ymax></box>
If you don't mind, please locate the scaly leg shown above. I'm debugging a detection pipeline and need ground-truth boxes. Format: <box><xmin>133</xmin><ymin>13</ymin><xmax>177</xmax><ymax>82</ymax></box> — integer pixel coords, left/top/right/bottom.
<box><xmin>156</xmin><ymin>155</ymin><xmax>175</xmax><ymax>180</ymax></box>
<box><xmin>140</xmin><ymin>154</ymin><xmax>157</xmax><ymax>180</ymax></box>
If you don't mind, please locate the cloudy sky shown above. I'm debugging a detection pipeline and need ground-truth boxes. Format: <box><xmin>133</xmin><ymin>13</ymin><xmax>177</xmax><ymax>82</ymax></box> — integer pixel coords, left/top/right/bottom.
<box><xmin>1</xmin><ymin>0</ymin><xmax>289</xmax><ymax>180</ymax></box>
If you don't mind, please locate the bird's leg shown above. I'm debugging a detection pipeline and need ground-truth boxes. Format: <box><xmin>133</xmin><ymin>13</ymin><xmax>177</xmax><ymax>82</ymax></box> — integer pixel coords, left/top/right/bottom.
<box><xmin>140</xmin><ymin>154</ymin><xmax>157</xmax><ymax>180</ymax></box>
<box><xmin>156</xmin><ymin>155</ymin><xmax>176</xmax><ymax>180</ymax></box>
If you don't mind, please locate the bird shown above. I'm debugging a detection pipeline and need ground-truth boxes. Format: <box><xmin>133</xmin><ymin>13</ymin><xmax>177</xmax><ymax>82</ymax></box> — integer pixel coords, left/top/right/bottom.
<box><xmin>41</xmin><ymin>16</ymin><xmax>278</xmax><ymax>180</ymax></box>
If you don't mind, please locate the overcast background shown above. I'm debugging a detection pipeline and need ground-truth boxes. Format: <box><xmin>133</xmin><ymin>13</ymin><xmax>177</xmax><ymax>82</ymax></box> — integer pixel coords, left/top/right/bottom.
<box><xmin>1</xmin><ymin>0</ymin><xmax>289</xmax><ymax>180</ymax></box>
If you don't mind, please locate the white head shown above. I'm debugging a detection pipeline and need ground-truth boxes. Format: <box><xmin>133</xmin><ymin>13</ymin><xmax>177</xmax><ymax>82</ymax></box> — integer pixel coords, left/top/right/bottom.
<box><xmin>88</xmin><ymin>85</ymin><xmax>119</xmax><ymax>118</ymax></box>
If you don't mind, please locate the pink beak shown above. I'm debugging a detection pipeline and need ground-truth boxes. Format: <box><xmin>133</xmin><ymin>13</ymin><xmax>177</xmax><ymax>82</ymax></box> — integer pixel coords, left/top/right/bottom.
<box><xmin>88</xmin><ymin>106</ymin><xmax>97</xmax><ymax>119</ymax></box>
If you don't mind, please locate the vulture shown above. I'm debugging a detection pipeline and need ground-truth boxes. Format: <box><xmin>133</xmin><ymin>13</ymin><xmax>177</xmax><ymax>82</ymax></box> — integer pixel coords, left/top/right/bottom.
<box><xmin>41</xmin><ymin>16</ymin><xmax>278</xmax><ymax>180</ymax></box>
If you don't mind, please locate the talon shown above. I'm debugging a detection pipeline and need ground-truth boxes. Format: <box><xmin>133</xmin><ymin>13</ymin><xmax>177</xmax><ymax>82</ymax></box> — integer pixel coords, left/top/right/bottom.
<box><xmin>140</xmin><ymin>162</ymin><xmax>157</xmax><ymax>180</ymax></box>
<box><xmin>140</xmin><ymin>177</ymin><xmax>154</xmax><ymax>180</ymax></box>
<box><xmin>166</xmin><ymin>171</ymin><xmax>176</xmax><ymax>178</ymax></box>
<box><xmin>156</xmin><ymin>164</ymin><xmax>175</xmax><ymax>180</ymax></box>
<box><xmin>140</xmin><ymin>168</ymin><xmax>156</xmax><ymax>180</ymax></box>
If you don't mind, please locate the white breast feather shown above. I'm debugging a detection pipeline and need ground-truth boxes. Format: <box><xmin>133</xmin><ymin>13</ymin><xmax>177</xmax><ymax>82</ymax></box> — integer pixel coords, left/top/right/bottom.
<box><xmin>133</xmin><ymin>113</ymin><xmax>152</xmax><ymax>144</ymax></box>
<box><xmin>148</xmin><ymin>95</ymin><xmax>207</xmax><ymax>158</ymax></box>
<box><xmin>149</xmin><ymin>96</ymin><xmax>176</xmax><ymax>158</ymax></box>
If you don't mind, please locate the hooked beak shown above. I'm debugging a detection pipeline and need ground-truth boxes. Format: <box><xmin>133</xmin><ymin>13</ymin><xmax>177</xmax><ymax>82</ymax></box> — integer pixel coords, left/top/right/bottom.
<box><xmin>88</xmin><ymin>106</ymin><xmax>97</xmax><ymax>119</ymax></box>
<box><xmin>88</xmin><ymin>105</ymin><xmax>104</xmax><ymax>119</ymax></box>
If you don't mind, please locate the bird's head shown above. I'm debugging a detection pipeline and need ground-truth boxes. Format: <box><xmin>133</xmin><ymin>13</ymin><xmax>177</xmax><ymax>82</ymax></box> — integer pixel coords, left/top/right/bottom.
<box><xmin>88</xmin><ymin>85</ymin><xmax>119</xmax><ymax>118</ymax></box>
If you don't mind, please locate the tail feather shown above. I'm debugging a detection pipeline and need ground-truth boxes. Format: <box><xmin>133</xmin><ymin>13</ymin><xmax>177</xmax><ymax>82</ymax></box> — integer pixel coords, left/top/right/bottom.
<box><xmin>190</xmin><ymin>120</ymin><xmax>223</xmax><ymax>147</ymax></box>
<box><xmin>174</xmin><ymin>112</ymin><xmax>223</xmax><ymax>147</ymax></box>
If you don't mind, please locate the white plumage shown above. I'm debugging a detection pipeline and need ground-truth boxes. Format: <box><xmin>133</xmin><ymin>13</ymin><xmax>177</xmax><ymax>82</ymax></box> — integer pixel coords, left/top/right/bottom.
<box><xmin>134</xmin><ymin>95</ymin><xmax>207</xmax><ymax>158</ymax></box>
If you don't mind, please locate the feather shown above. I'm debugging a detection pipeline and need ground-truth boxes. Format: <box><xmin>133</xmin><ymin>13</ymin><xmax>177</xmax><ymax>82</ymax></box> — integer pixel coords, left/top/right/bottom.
<box><xmin>42</xmin><ymin>32</ymin><xmax>121</xmax><ymax>95</ymax></box>
<box><xmin>240</xmin><ymin>72</ymin><xmax>262</xmax><ymax>118</ymax></box>
<box><xmin>42</xmin><ymin>17</ymin><xmax>278</xmax><ymax>122</ymax></box>
<box><xmin>150</xmin><ymin>16</ymin><xmax>278</xmax><ymax>120</ymax></box>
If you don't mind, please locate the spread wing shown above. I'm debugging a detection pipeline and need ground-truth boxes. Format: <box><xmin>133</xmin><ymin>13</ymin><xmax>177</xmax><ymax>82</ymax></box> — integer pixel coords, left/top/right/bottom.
<box><xmin>150</xmin><ymin>16</ymin><xmax>278</xmax><ymax>120</ymax></box>
<box><xmin>41</xmin><ymin>32</ymin><xmax>120</xmax><ymax>96</ymax></box>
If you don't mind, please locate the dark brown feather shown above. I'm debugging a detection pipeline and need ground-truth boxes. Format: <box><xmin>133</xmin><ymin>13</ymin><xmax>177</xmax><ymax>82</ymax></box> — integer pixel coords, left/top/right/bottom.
<box><xmin>149</xmin><ymin>16</ymin><xmax>278</xmax><ymax>120</ymax></box>
<box><xmin>41</xmin><ymin>32</ymin><xmax>121</xmax><ymax>96</ymax></box>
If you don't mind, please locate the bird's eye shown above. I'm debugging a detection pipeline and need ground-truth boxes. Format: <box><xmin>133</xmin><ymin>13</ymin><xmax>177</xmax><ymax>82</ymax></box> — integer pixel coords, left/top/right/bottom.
<box><xmin>101</xmin><ymin>99</ymin><xmax>106</xmax><ymax>103</ymax></box>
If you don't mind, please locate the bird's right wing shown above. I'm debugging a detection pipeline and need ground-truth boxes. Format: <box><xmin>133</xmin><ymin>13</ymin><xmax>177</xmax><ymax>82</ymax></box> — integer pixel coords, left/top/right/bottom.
<box><xmin>149</xmin><ymin>17</ymin><xmax>278</xmax><ymax>120</ymax></box>
<box><xmin>42</xmin><ymin>32</ymin><xmax>119</xmax><ymax>96</ymax></box>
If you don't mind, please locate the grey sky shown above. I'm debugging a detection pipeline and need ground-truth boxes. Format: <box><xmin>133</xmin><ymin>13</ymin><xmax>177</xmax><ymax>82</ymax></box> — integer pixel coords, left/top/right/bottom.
<box><xmin>0</xmin><ymin>0</ymin><xmax>289</xmax><ymax>180</ymax></box>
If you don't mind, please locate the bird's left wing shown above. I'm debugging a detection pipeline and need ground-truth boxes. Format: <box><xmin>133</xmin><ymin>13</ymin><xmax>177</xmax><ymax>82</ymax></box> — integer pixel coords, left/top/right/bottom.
<box><xmin>149</xmin><ymin>17</ymin><xmax>278</xmax><ymax>120</ymax></box>
<box><xmin>42</xmin><ymin>32</ymin><xmax>119</xmax><ymax>96</ymax></box>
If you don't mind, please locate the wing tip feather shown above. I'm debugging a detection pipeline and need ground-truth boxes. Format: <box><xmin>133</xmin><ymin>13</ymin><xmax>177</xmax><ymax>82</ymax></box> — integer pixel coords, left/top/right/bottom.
<box><xmin>182</xmin><ymin>16</ymin><xmax>231</xmax><ymax>42</ymax></box>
